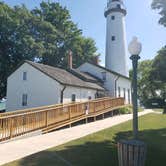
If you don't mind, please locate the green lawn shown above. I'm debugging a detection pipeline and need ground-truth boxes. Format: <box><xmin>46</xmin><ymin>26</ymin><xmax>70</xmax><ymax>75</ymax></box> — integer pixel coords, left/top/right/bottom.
<box><xmin>153</xmin><ymin>108</ymin><xmax>163</xmax><ymax>112</ymax></box>
<box><xmin>4</xmin><ymin>113</ymin><xmax>166</xmax><ymax>166</ymax></box>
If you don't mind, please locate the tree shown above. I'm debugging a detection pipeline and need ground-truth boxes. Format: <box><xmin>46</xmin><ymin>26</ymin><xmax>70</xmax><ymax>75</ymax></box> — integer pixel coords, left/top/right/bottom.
<box><xmin>130</xmin><ymin>46</ymin><xmax>166</xmax><ymax>106</ymax></box>
<box><xmin>130</xmin><ymin>60</ymin><xmax>159</xmax><ymax>106</ymax></box>
<box><xmin>31</xmin><ymin>1</ymin><xmax>98</xmax><ymax>68</ymax></box>
<box><xmin>0</xmin><ymin>2</ymin><xmax>57</xmax><ymax>98</ymax></box>
<box><xmin>152</xmin><ymin>0</ymin><xmax>166</xmax><ymax>27</ymax></box>
<box><xmin>0</xmin><ymin>2</ymin><xmax>98</xmax><ymax>98</ymax></box>
<box><xmin>150</xmin><ymin>46</ymin><xmax>166</xmax><ymax>82</ymax></box>
<box><xmin>150</xmin><ymin>46</ymin><xmax>166</xmax><ymax>104</ymax></box>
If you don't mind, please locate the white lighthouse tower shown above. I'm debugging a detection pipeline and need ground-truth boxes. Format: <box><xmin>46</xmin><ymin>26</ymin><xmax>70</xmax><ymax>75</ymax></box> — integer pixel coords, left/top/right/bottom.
<box><xmin>105</xmin><ymin>0</ymin><xmax>128</xmax><ymax>76</ymax></box>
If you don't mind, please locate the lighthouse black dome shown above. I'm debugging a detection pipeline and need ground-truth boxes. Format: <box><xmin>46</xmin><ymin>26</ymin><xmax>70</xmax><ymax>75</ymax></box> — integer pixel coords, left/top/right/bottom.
<box><xmin>105</xmin><ymin>0</ymin><xmax>126</xmax><ymax>17</ymax></box>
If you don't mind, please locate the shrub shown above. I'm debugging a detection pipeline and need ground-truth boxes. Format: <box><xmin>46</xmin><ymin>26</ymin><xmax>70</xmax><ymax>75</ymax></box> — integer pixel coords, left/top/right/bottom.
<box><xmin>119</xmin><ymin>106</ymin><xmax>132</xmax><ymax>114</ymax></box>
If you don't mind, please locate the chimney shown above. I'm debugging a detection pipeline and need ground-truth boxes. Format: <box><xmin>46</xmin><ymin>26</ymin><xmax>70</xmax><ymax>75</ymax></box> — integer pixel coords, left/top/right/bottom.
<box><xmin>93</xmin><ymin>56</ymin><xmax>99</xmax><ymax>65</ymax></box>
<box><xmin>68</xmin><ymin>50</ymin><xmax>73</xmax><ymax>69</ymax></box>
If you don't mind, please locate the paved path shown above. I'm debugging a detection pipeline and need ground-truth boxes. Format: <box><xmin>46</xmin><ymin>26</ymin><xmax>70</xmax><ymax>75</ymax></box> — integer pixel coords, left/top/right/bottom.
<box><xmin>0</xmin><ymin>109</ymin><xmax>153</xmax><ymax>165</ymax></box>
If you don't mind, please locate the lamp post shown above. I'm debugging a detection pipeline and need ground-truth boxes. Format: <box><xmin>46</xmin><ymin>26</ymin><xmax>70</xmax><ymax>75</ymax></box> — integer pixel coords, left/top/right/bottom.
<box><xmin>128</xmin><ymin>37</ymin><xmax>142</xmax><ymax>139</ymax></box>
<box><xmin>118</xmin><ymin>37</ymin><xmax>147</xmax><ymax>166</ymax></box>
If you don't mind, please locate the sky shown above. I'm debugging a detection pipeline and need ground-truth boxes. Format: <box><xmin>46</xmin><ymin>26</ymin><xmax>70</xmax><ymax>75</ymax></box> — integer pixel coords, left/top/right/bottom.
<box><xmin>3</xmin><ymin>0</ymin><xmax>166</xmax><ymax>68</ymax></box>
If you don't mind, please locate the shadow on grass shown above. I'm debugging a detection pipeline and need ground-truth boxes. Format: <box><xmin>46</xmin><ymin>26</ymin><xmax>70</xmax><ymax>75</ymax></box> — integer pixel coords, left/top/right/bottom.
<box><xmin>12</xmin><ymin>128</ymin><xmax>166</xmax><ymax>166</ymax></box>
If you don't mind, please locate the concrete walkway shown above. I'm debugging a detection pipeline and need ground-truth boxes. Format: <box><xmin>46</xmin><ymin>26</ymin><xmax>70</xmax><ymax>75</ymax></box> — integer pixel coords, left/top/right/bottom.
<box><xmin>0</xmin><ymin>109</ymin><xmax>153</xmax><ymax>165</ymax></box>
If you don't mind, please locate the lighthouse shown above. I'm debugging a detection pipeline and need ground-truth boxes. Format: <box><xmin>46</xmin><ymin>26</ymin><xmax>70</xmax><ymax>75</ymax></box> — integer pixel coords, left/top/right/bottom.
<box><xmin>105</xmin><ymin>0</ymin><xmax>128</xmax><ymax>76</ymax></box>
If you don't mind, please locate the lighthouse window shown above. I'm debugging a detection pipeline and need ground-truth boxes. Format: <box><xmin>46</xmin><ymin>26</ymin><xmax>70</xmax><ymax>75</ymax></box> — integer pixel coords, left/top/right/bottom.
<box><xmin>117</xmin><ymin>4</ymin><xmax>121</xmax><ymax>9</ymax></box>
<box><xmin>112</xmin><ymin>36</ymin><xmax>115</xmax><ymax>41</ymax></box>
<box><xmin>111</xmin><ymin>16</ymin><xmax>115</xmax><ymax>20</ymax></box>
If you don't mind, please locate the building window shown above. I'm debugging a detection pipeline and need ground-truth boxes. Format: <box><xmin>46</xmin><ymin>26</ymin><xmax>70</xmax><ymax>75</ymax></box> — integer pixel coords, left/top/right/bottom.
<box><xmin>71</xmin><ymin>94</ymin><xmax>76</xmax><ymax>102</ymax></box>
<box><xmin>111</xmin><ymin>16</ymin><xmax>115</xmax><ymax>20</ymax></box>
<box><xmin>23</xmin><ymin>72</ymin><xmax>27</xmax><ymax>81</ymax></box>
<box><xmin>128</xmin><ymin>89</ymin><xmax>131</xmax><ymax>104</ymax></box>
<box><xmin>112</xmin><ymin>36</ymin><xmax>115</xmax><ymax>41</ymax></box>
<box><xmin>123</xmin><ymin>88</ymin><xmax>126</xmax><ymax>100</ymax></box>
<box><xmin>117</xmin><ymin>4</ymin><xmax>121</xmax><ymax>9</ymax></box>
<box><xmin>118</xmin><ymin>87</ymin><xmax>121</xmax><ymax>97</ymax></box>
<box><xmin>22</xmin><ymin>94</ymin><xmax>28</xmax><ymax>106</ymax></box>
<box><xmin>88</xmin><ymin>96</ymin><xmax>92</xmax><ymax>100</ymax></box>
<box><xmin>101</xmin><ymin>72</ymin><xmax>106</xmax><ymax>81</ymax></box>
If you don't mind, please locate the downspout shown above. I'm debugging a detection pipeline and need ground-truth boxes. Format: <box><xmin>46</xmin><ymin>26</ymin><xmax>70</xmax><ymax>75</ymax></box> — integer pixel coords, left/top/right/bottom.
<box><xmin>60</xmin><ymin>85</ymin><xmax>66</xmax><ymax>103</ymax></box>
<box><xmin>114</xmin><ymin>76</ymin><xmax>120</xmax><ymax>97</ymax></box>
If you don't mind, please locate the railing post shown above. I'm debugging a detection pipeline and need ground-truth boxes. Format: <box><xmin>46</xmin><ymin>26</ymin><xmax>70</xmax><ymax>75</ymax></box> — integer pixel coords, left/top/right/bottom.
<box><xmin>69</xmin><ymin>106</ymin><xmax>71</xmax><ymax>120</ymax></box>
<box><xmin>10</xmin><ymin>118</ymin><xmax>13</xmax><ymax>139</ymax></box>
<box><xmin>45</xmin><ymin>110</ymin><xmax>48</xmax><ymax>127</ymax></box>
<box><xmin>69</xmin><ymin>106</ymin><xmax>72</xmax><ymax>127</ymax></box>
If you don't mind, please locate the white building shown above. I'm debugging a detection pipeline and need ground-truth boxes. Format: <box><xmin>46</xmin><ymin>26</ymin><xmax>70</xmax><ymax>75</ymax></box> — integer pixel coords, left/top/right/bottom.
<box><xmin>6</xmin><ymin>0</ymin><xmax>131</xmax><ymax>111</ymax></box>
<box><xmin>78</xmin><ymin>62</ymin><xmax>131</xmax><ymax>104</ymax></box>
<box><xmin>105</xmin><ymin>0</ymin><xmax>128</xmax><ymax>76</ymax></box>
<box><xmin>6</xmin><ymin>61</ymin><xmax>104</xmax><ymax>111</ymax></box>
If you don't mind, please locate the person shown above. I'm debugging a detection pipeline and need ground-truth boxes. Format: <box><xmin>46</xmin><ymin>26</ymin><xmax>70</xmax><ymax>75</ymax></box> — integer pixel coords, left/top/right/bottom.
<box><xmin>85</xmin><ymin>103</ymin><xmax>89</xmax><ymax>115</ymax></box>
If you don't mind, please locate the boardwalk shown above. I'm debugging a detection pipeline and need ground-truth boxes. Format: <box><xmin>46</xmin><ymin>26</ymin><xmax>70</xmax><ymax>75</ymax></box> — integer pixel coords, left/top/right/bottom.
<box><xmin>0</xmin><ymin>97</ymin><xmax>125</xmax><ymax>142</ymax></box>
<box><xmin>0</xmin><ymin>110</ymin><xmax>152</xmax><ymax>165</ymax></box>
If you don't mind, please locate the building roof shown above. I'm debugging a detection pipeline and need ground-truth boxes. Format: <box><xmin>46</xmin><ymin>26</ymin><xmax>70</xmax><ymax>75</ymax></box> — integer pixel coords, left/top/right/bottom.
<box><xmin>68</xmin><ymin>69</ymin><xmax>103</xmax><ymax>84</ymax></box>
<box><xmin>24</xmin><ymin>61</ymin><xmax>104</xmax><ymax>91</ymax></box>
<box><xmin>83</xmin><ymin>62</ymin><xmax>131</xmax><ymax>80</ymax></box>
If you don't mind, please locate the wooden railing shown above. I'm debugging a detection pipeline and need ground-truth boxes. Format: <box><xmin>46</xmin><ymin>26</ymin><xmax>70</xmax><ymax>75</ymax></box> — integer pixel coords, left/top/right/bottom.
<box><xmin>0</xmin><ymin>97</ymin><xmax>125</xmax><ymax>142</ymax></box>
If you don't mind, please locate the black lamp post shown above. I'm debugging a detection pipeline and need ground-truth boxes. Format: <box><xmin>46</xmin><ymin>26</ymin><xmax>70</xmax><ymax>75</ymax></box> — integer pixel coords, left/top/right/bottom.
<box><xmin>128</xmin><ymin>37</ymin><xmax>142</xmax><ymax>139</ymax></box>
<box><xmin>118</xmin><ymin>37</ymin><xmax>147</xmax><ymax>166</ymax></box>
<box><xmin>162</xmin><ymin>84</ymin><xmax>166</xmax><ymax>114</ymax></box>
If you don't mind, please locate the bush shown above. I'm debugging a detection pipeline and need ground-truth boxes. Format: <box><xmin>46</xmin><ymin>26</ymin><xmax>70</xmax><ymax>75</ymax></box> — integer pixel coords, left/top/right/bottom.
<box><xmin>119</xmin><ymin>106</ymin><xmax>144</xmax><ymax>115</ymax></box>
<box><xmin>119</xmin><ymin>106</ymin><xmax>132</xmax><ymax>114</ymax></box>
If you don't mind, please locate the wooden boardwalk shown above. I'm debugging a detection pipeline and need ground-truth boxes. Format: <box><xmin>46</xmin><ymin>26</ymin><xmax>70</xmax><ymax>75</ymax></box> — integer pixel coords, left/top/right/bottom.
<box><xmin>0</xmin><ymin>97</ymin><xmax>126</xmax><ymax>142</ymax></box>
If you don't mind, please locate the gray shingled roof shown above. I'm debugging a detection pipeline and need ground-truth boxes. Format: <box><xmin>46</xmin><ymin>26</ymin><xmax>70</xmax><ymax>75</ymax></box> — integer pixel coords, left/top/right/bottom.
<box><xmin>25</xmin><ymin>61</ymin><xmax>104</xmax><ymax>91</ymax></box>
<box><xmin>84</xmin><ymin>62</ymin><xmax>131</xmax><ymax>80</ymax></box>
<box><xmin>68</xmin><ymin>69</ymin><xmax>103</xmax><ymax>83</ymax></box>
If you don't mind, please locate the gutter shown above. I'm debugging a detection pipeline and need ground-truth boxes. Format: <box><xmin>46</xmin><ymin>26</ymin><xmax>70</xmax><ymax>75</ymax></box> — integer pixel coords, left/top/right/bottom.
<box><xmin>60</xmin><ymin>85</ymin><xmax>66</xmax><ymax>103</ymax></box>
<box><xmin>114</xmin><ymin>76</ymin><xmax>120</xmax><ymax>97</ymax></box>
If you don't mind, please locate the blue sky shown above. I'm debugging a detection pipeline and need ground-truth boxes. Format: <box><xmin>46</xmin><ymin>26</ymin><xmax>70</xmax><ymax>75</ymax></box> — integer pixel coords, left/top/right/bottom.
<box><xmin>3</xmin><ymin>0</ymin><xmax>166</xmax><ymax>67</ymax></box>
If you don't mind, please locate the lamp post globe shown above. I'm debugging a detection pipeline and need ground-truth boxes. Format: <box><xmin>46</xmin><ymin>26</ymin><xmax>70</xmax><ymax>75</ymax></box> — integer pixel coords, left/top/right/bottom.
<box><xmin>128</xmin><ymin>37</ymin><xmax>142</xmax><ymax>56</ymax></box>
<box><xmin>129</xmin><ymin>37</ymin><xmax>142</xmax><ymax>140</ymax></box>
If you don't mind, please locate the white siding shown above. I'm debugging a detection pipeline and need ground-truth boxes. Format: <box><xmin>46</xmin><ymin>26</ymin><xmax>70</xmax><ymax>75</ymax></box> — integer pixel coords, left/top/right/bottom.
<box><xmin>6</xmin><ymin>63</ymin><xmax>61</xmax><ymax>111</ymax></box>
<box><xmin>105</xmin><ymin>0</ymin><xmax>128</xmax><ymax>76</ymax></box>
<box><xmin>78</xmin><ymin>63</ymin><xmax>131</xmax><ymax>104</ymax></box>
<box><xmin>6</xmin><ymin>63</ymin><xmax>98</xmax><ymax>112</ymax></box>
<box><xmin>63</xmin><ymin>86</ymin><xmax>96</xmax><ymax>103</ymax></box>
<box><xmin>116</xmin><ymin>77</ymin><xmax>131</xmax><ymax>104</ymax></box>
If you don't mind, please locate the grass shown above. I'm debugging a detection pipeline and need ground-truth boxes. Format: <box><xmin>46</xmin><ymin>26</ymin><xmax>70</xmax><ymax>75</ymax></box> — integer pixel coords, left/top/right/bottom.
<box><xmin>3</xmin><ymin>113</ymin><xmax>166</xmax><ymax>166</ymax></box>
<box><xmin>153</xmin><ymin>108</ymin><xmax>163</xmax><ymax>112</ymax></box>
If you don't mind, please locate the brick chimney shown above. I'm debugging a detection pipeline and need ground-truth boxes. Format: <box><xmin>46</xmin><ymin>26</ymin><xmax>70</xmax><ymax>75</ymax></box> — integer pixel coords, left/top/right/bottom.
<box><xmin>93</xmin><ymin>56</ymin><xmax>99</xmax><ymax>65</ymax></box>
<box><xmin>68</xmin><ymin>50</ymin><xmax>73</xmax><ymax>69</ymax></box>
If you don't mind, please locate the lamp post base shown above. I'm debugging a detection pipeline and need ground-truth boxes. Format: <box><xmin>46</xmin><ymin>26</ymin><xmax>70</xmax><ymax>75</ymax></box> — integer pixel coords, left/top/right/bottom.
<box><xmin>163</xmin><ymin>108</ymin><xmax>166</xmax><ymax>114</ymax></box>
<box><xmin>118</xmin><ymin>139</ymin><xmax>147</xmax><ymax>166</ymax></box>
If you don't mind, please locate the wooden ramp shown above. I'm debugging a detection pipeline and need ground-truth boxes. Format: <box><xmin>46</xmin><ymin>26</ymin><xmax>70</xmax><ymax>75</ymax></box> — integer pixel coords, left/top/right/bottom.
<box><xmin>0</xmin><ymin>97</ymin><xmax>126</xmax><ymax>142</ymax></box>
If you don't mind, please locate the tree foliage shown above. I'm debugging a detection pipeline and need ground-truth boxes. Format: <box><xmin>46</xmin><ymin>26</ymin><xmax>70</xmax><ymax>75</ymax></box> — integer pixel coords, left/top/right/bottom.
<box><xmin>150</xmin><ymin>46</ymin><xmax>166</xmax><ymax>100</ymax></box>
<box><xmin>130</xmin><ymin>46</ymin><xmax>166</xmax><ymax>106</ymax></box>
<box><xmin>0</xmin><ymin>2</ymin><xmax>98</xmax><ymax>98</ymax></box>
<box><xmin>135</xmin><ymin>60</ymin><xmax>157</xmax><ymax>106</ymax></box>
<box><xmin>150</xmin><ymin>46</ymin><xmax>166</xmax><ymax>82</ymax></box>
<box><xmin>152</xmin><ymin>0</ymin><xmax>166</xmax><ymax>27</ymax></box>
